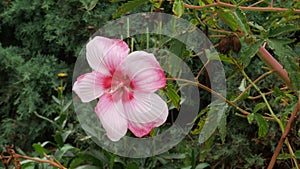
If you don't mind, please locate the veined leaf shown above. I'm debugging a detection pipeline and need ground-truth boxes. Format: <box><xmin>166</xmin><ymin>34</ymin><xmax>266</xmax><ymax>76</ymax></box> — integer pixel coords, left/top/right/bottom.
<box><xmin>253</xmin><ymin>102</ymin><xmax>266</xmax><ymax>114</ymax></box>
<box><xmin>269</xmin><ymin>24</ymin><xmax>300</xmax><ymax>37</ymax></box>
<box><xmin>217</xmin><ymin>9</ymin><xmax>238</xmax><ymax>31</ymax></box>
<box><xmin>233</xmin><ymin>8</ymin><xmax>250</xmax><ymax>35</ymax></box>
<box><xmin>267</xmin><ymin>39</ymin><xmax>300</xmax><ymax>91</ymax></box>
<box><xmin>239</xmin><ymin>39</ymin><xmax>264</xmax><ymax>68</ymax></box>
<box><xmin>112</xmin><ymin>0</ymin><xmax>148</xmax><ymax>18</ymax></box>
<box><xmin>254</xmin><ymin>113</ymin><xmax>269</xmax><ymax>137</ymax></box>
<box><xmin>172</xmin><ymin>0</ymin><xmax>185</xmax><ymax>17</ymax></box>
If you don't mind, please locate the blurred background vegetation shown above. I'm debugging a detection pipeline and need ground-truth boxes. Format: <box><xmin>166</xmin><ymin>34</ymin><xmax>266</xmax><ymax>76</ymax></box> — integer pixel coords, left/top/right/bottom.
<box><xmin>0</xmin><ymin>0</ymin><xmax>299</xmax><ymax>168</ymax></box>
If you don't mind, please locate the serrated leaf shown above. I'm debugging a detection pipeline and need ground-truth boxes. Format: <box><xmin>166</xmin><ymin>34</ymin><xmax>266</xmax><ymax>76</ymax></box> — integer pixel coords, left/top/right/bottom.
<box><xmin>267</xmin><ymin>39</ymin><xmax>300</xmax><ymax>91</ymax></box>
<box><xmin>172</xmin><ymin>0</ymin><xmax>185</xmax><ymax>17</ymax></box>
<box><xmin>217</xmin><ymin>9</ymin><xmax>238</xmax><ymax>31</ymax></box>
<box><xmin>253</xmin><ymin>103</ymin><xmax>266</xmax><ymax>114</ymax></box>
<box><xmin>269</xmin><ymin>24</ymin><xmax>300</xmax><ymax>37</ymax></box>
<box><xmin>239</xmin><ymin>39</ymin><xmax>264</xmax><ymax>68</ymax></box>
<box><xmin>165</xmin><ymin>84</ymin><xmax>180</xmax><ymax>110</ymax></box>
<box><xmin>233</xmin><ymin>8</ymin><xmax>250</xmax><ymax>35</ymax></box>
<box><xmin>254</xmin><ymin>113</ymin><xmax>269</xmax><ymax>137</ymax></box>
<box><xmin>248</xmin><ymin>22</ymin><xmax>265</xmax><ymax>31</ymax></box>
<box><xmin>112</xmin><ymin>0</ymin><xmax>148</xmax><ymax>18</ymax></box>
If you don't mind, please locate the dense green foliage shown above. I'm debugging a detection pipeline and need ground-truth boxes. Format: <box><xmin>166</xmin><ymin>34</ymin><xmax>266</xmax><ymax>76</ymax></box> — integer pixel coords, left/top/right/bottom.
<box><xmin>0</xmin><ymin>0</ymin><xmax>299</xmax><ymax>168</ymax></box>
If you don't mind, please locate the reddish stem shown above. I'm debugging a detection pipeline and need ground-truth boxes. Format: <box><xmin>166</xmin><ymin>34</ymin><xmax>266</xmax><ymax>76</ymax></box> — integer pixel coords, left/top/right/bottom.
<box><xmin>257</xmin><ymin>44</ymin><xmax>295</xmax><ymax>90</ymax></box>
<box><xmin>267</xmin><ymin>99</ymin><xmax>300</xmax><ymax>169</ymax></box>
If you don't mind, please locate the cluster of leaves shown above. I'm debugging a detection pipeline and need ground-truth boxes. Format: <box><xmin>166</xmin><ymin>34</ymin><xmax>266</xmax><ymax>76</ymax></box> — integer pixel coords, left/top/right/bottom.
<box><xmin>0</xmin><ymin>0</ymin><xmax>117</xmax><ymax>153</ymax></box>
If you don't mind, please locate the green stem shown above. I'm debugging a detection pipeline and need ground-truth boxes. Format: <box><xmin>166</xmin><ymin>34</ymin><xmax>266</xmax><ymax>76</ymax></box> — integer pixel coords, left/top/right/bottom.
<box><xmin>236</xmin><ymin>60</ymin><xmax>284</xmax><ymax>132</ymax></box>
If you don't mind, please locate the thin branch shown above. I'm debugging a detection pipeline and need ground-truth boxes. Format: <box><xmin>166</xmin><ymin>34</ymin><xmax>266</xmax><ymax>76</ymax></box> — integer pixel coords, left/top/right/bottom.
<box><xmin>183</xmin><ymin>2</ymin><xmax>300</xmax><ymax>13</ymax></box>
<box><xmin>248</xmin><ymin>86</ymin><xmax>289</xmax><ymax>100</ymax></box>
<box><xmin>166</xmin><ymin>78</ymin><xmax>277</xmax><ymax>121</ymax></box>
<box><xmin>267</xmin><ymin>96</ymin><xmax>300</xmax><ymax>169</ymax></box>
<box><xmin>248</xmin><ymin>0</ymin><xmax>265</xmax><ymax>7</ymax></box>
<box><xmin>233</xmin><ymin>70</ymin><xmax>273</xmax><ymax>103</ymax></box>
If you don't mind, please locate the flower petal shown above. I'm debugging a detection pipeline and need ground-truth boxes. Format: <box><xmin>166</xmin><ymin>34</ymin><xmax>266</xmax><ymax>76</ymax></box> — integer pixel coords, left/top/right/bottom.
<box><xmin>73</xmin><ymin>71</ymin><xmax>109</xmax><ymax>102</ymax></box>
<box><xmin>86</xmin><ymin>36</ymin><xmax>129</xmax><ymax>75</ymax></box>
<box><xmin>128</xmin><ymin>121</ymin><xmax>156</xmax><ymax>138</ymax></box>
<box><xmin>123</xmin><ymin>92</ymin><xmax>168</xmax><ymax>126</ymax></box>
<box><xmin>120</xmin><ymin>51</ymin><xmax>166</xmax><ymax>92</ymax></box>
<box><xmin>126</xmin><ymin>93</ymin><xmax>168</xmax><ymax>137</ymax></box>
<box><xmin>95</xmin><ymin>94</ymin><xmax>128</xmax><ymax>141</ymax></box>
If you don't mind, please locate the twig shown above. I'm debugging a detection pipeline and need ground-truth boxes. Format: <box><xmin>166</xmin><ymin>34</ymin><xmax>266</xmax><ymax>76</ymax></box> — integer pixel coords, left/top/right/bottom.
<box><xmin>166</xmin><ymin>78</ymin><xmax>277</xmax><ymax>121</ymax></box>
<box><xmin>0</xmin><ymin>146</ymin><xmax>67</xmax><ymax>169</ymax></box>
<box><xmin>183</xmin><ymin>2</ymin><xmax>300</xmax><ymax>12</ymax></box>
<box><xmin>267</xmin><ymin>96</ymin><xmax>300</xmax><ymax>169</ymax></box>
<box><xmin>248</xmin><ymin>0</ymin><xmax>265</xmax><ymax>7</ymax></box>
<box><xmin>248</xmin><ymin>86</ymin><xmax>289</xmax><ymax>100</ymax></box>
<box><xmin>233</xmin><ymin>70</ymin><xmax>273</xmax><ymax>103</ymax></box>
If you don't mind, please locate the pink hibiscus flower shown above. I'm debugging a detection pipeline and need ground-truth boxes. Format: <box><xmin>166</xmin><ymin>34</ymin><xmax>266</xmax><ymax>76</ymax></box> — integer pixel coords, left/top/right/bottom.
<box><xmin>73</xmin><ymin>36</ymin><xmax>168</xmax><ymax>141</ymax></box>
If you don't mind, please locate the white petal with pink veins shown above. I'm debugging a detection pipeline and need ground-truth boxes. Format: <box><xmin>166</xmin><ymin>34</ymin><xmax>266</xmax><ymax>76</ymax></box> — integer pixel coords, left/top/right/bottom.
<box><xmin>86</xmin><ymin>36</ymin><xmax>129</xmax><ymax>76</ymax></box>
<box><xmin>95</xmin><ymin>94</ymin><xmax>128</xmax><ymax>142</ymax></box>
<box><xmin>127</xmin><ymin>94</ymin><xmax>168</xmax><ymax>137</ymax></box>
<box><xmin>73</xmin><ymin>71</ymin><xmax>107</xmax><ymax>102</ymax></box>
<box><xmin>123</xmin><ymin>92</ymin><xmax>168</xmax><ymax>125</ymax></box>
<box><xmin>120</xmin><ymin>51</ymin><xmax>166</xmax><ymax>92</ymax></box>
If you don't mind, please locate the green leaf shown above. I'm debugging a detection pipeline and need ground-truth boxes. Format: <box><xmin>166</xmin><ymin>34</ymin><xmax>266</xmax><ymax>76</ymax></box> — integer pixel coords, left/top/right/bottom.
<box><xmin>195</xmin><ymin>163</ymin><xmax>210</xmax><ymax>169</ymax></box>
<box><xmin>80</xmin><ymin>0</ymin><xmax>99</xmax><ymax>11</ymax></box>
<box><xmin>205</xmin><ymin>49</ymin><xmax>220</xmax><ymax>61</ymax></box>
<box><xmin>247</xmin><ymin>113</ymin><xmax>255</xmax><ymax>124</ymax></box>
<box><xmin>267</xmin><ymin>39</ymin><xmax>300</xmax><ymax>91</ymax></box>
<box><xmin>32</xmin><ymin>143</ymin><xmax>49</xmax><ymax>157</ymax></box>
<box><xmin>268</xmin><ymin>24</ymin><xmax>300</xmax><ymax>37</ymax></box>
<box><xmin>233</xmin><ymin>8</ymin><xmax>250</xmax><ymax>35</ymax></box>
<box><xmin>217</xmin><ymin>9</ymin><xmax>238</xmax><ymax>31</ymax></box>
<box><xmin>126</xmin><ymin>162</ymin><xmax>139</xmax><ymax>169</ymax></box>
<box><xmin>55</xmin><ymin>144</ymin><xmax>77</xmax><ymax>160</ymax></box>
<box><xmin>218</xmin><ymin>112</ymin><xmax>227</xmax><ymax>144</ymax></box>
<box><xmin>75</xmin><ymin>165</ymin><xmax>100</xmax><ymax>169</ymax></box>
<box><xmin>52</xmin><ymin>95</ymin><xmax>61</xmax><ymax>104</ymax></box>
<box><xmin>238</xmin><ymin>78</ymin><xmax>247</xmax><ymax>91</ymax></box>
<box><xmin>172</xmin><ymin>0</ymin><xmax>185</xmax><ymax>17</ymax></box>
<box><xmin>54</xmin><ymin>131</ymin><xmax>64</xmax><ymax>147</ymax></box>
<box><xmin>254</xmin><ymin>113</ymin><xmax>269</xmax><ymax>137</ymax></box>
<box><xmin>253</xmin><ymin>103</ymin><xmax>266</xmax><ymax>114</ymax></box>
<box><xmin>239</xmin><ymin>39</ymin><xmax>264</xmax><ymax>68</ymax></box>
<box><xmin>62</xmin><ymin>100</ymin><xmax>72</xmax><ymax>112</ymax></box>
<box><xmin>160</xmin><ymin>153</ymin><xmax>186</xmax><ymax>159</ymax></box>
<box><xmin>112</xmin><ymin>0</ymin><xmax>148</xmax><ymax>18</ymax></box>
<box><xmin>165</xmin><ymin>84</ymin><xmax>181</xmax><ymax>110</ymax></box>
<box><xmin>220</xmin><ymin>54</ymin><xmax>234</xmax><ymax>64</ymax></box>
<box><xmin>248</xmin><ymin>22</ymin><xmax>266</xmax><ymax>32</ymax></box>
